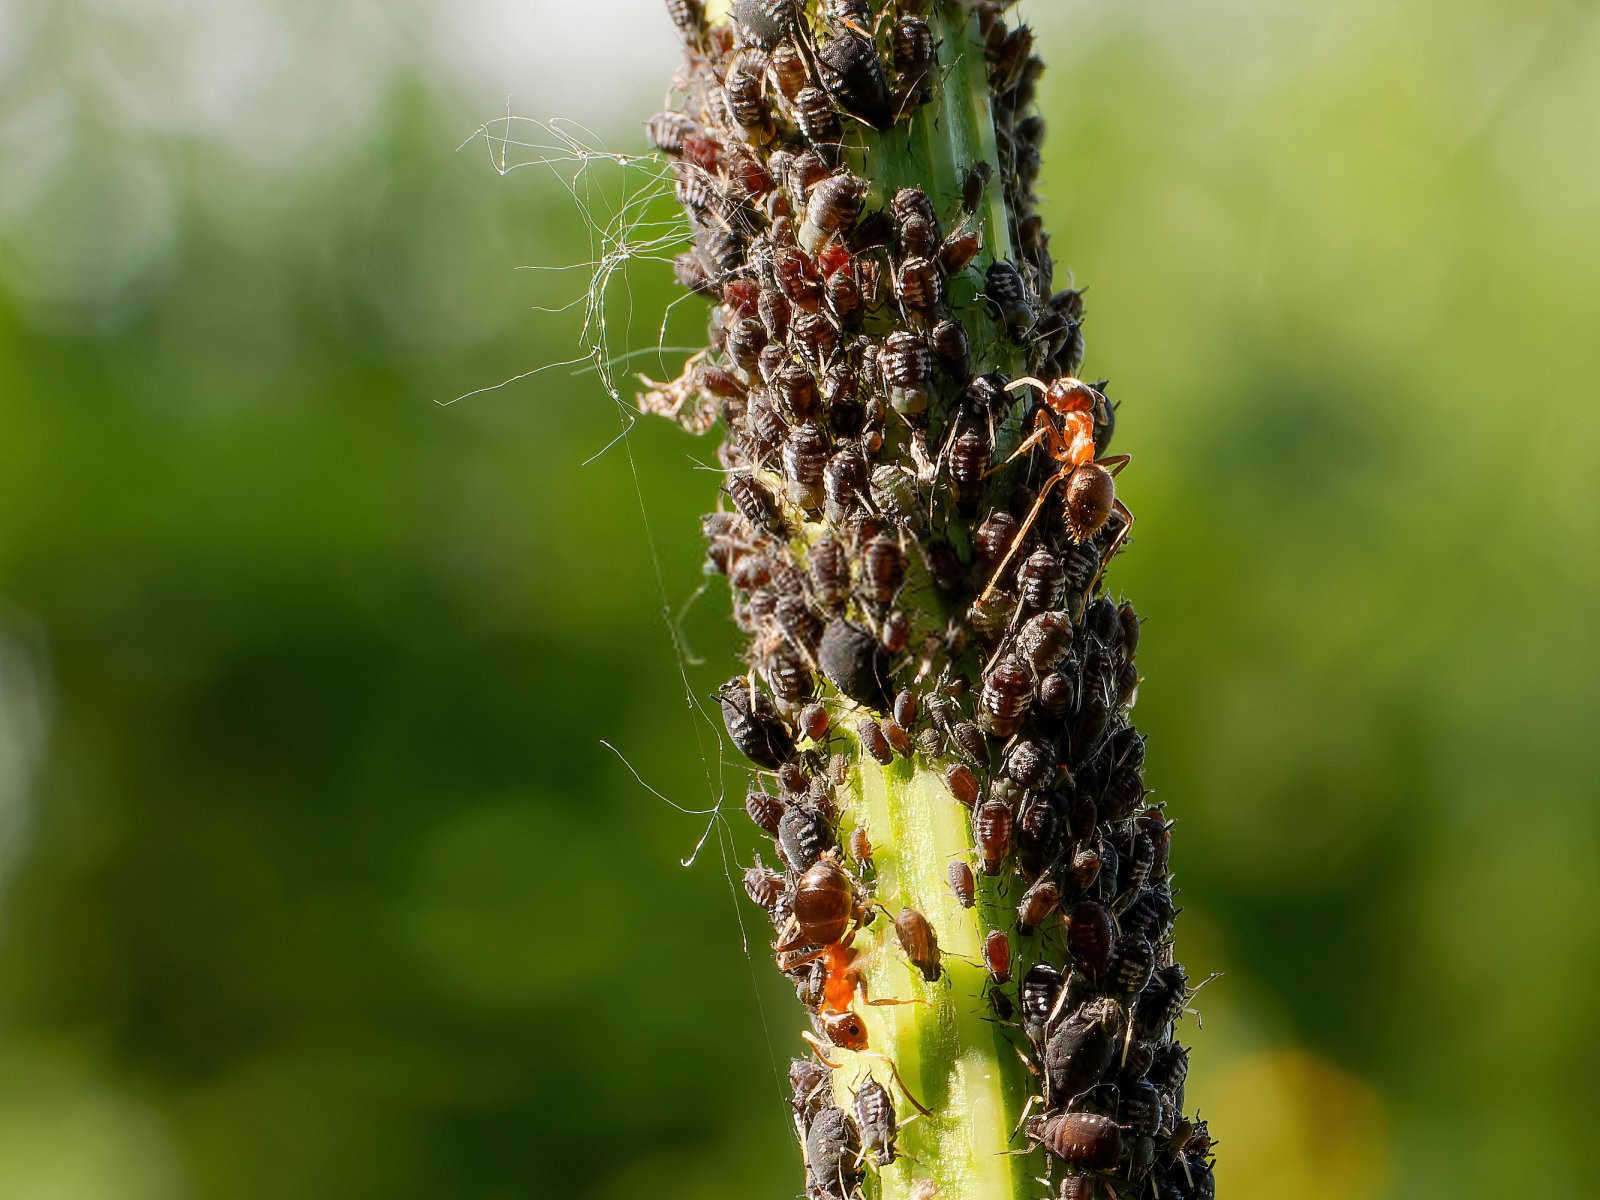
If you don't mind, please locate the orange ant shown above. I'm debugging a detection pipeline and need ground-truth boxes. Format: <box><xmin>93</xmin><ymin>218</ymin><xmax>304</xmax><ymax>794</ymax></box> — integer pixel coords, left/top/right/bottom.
<box><xmin>979</xmin><ymin>376</ymin><xmax>1132</xmax><ymax>603</ymax></box>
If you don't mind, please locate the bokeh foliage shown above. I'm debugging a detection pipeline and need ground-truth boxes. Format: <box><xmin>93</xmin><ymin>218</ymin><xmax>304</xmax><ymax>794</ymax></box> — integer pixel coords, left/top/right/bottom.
<box><xmin>0</xmin><ymin>2</ymin><xmax>1596</xmax><ymax>1197</ymax></box>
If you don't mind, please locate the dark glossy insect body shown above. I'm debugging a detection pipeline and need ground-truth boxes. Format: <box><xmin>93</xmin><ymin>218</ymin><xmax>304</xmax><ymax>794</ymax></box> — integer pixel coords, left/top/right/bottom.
<box><xmin>817</xmin><ymin>29</ymin><xmax>893</xmax><ymax>130</ymax></box>
<box><xmin>891</xmin><ymin>187</ymin><xmax>939</xmax><ymax>242</ymax></box>
<box><xmin>983</xmin><ymin>928</ymin><xmax>1011</xmax><ymax>982</ymax></box>
<box><xmin>790</xmin><ymin>1057</ymin><xmax>832</xmax><ymax>1128</ymax></box>
<box><xmin>779</xmin><ymin>804</ymin><xmax>831</xmax><ymax>872</ymax></box>
<box><xmin>809</xmin><ymin>536</ymin><xmax>851</xmax><ymax>611</ymax></box>
<box><xmin>805</xmin><ymin>1103</ymin><xmax>863</xmax><ymax>1199</ymax></box>
<box><xmin>1134</xmin><ymin>964</ymin><xmax>1188</xmax><ymax>1040</ymax></box>
<box><xmin>772</xmin><ymin>245</ymin><xmax>822</xmax><ymax>308</ymax></box>
<box><xmin>1121</xmin><ymin>884</ymin><xmax>1175</xmax><ymax>944</ymax></box>
<box><xmin>948</xmin><ymin>860</ymin><xmax>976</xmax><ymax>908</ymax></box>
<box><xmin>1004</xmin><ymin>738</ymin><xmax>1055</xmax><ymax>791</ymax></box>
<box><xmin>782</xmin><ymin>420</ymin><xmax>830</xmax><ymax>509</ymax></box>
<box><xmin>1018</xmin><ymin>549</ymin><xmax>1065</xmax><ymax>611</ymax></box>
<box><xmin>950</xmin><ymin>721</ymin><xmax>987</xmax><ymax>767</ymax></box>
<box><xmin>732</xmin><ymin>0</ymin><xmax>797</xmax><ymax>50</ymax></box>
<box><xmin>894</xmin><ymin>907</ymin><xmax>941</xmax><ymax>981</ymax></box>
<box><xmin>770</xmin><ymin>40</ymin><xmax>807</xmax><ymax>99</ymax></box>
<box><xmin>929</xmin><ymin>318</ymin><xmax>970</xmax><ymax>378</ymax></box>
<box><xmin>1057</xmin><ymin>1176</ymin><xmax>1094</xmax><ymax>1200</ymax></box>
<box><xmin>1063</xmin><ymin>462</ymin><xmax>1117</xmax><ymax>541</ymax></box>
<box><xmin>798</xmin><ymin>702</ymin><xmax>829</xmax><ymax>742</ymax></box>
<box><xmin>892</xmin><ymin>16</ymin><xmax>935</xmax><ymax>83</ymax></box>
<box><xmin>746</xmin><ymin>788</ymin><xmax>785</xmax><ymax>834</ymax></box>
<box><xmin>1067</xmin><ymin>899</ymin><xmax>1114</xmax><ymax>980</ymax></box>
<box><xmin>1028</xmin><ymin>1111</ymin><xmax>1123</xmax><ymax>1172</ymax></box>
<box><xmin>854</xmin><ymin>1077</ymin><xmax>898</xmax><ymax>1166</ymax></box>
<box><xmin>858</xmin><ymin>717</ymin><xmax>894</xmax><ymax>765</ymax></box>
<box><xmin>819</xmin><ymin>619</ymin><xmax>893</xmax><ymax>710</ymax></box>
<box><xmin>1045</xmin><ymin>996</ymin><xmax>1122</xmax><ymax>1103</ymax></box>
<box><xmin>1016</xmin><ymin>795</ymin><xmax>1063</xmax><ymax>878</ymax></box>
<box><xmin>1018</xmin><ymin>610</ymin><xmax>1073</xmax><ymax>673</ymax></box>
<box><xmin>792</xmin><ymin>856</ymin><xmax>857</xmax><ymax>946</ymax></box>
<box><xmin>973</xmin><ymin>509</ymin><xmax>1020</xmax><ymax>564</ymax></box>
<box><xmin>1020</xmin><ymin>962</ymin><xmax>1064</xmax><ymax>1045</ymax></box>
<box><xmin>718</xmin><ymin>678</ymin><xmax>795</xmax><ymax>768</ymax></box>
<box><xmin>775</xmin><ymin>594</ymin><xmax>825</xmax><ymax>653</ymax></box>
<box><xmin>891</xmin><ymin>689</ymin><xmax>918</xmax><ymax>730</ymax></box>
<box><xmin>979</xmin><ymin>656</ymin><xmax>1033</xmax><ymax>738</ymax></box>
<box><xmin>882</xmin><ymin>718</ymin><xmax>913</xmax><ymax>758</ymax></box>
<box><xmin>974</xmin><ymin>799</ymin><xmax>1013</xmax><ymax>875</ymax></box>
<box><xmin>824</xmin><ymin>267</ymin><xmax>863</xmax><ymax>327</ymax></box>
<box><xmin>985</xmin><ymin>259</ymin><xmax>1031</xmax><ymax>337</ymax></box>
<box><xmin>1017</xmin><ymin>877</ymin><xmax>1061</xmax><ymax>936</ymax></box>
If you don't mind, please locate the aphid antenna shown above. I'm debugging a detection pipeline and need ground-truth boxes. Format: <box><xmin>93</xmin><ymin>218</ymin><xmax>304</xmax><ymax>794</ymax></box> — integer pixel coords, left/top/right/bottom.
<box><xmin>856</xmin><ymin>1049</ymin><xmax>934</xmax><ymax>1118</ymax></box>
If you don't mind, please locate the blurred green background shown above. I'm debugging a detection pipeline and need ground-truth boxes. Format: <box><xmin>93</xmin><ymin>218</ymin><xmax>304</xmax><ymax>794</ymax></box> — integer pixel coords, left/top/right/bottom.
<box><xmin>1</xmin><ymin>1</ymin><xmax>1596</xmax><ymax>1197</ymax></box>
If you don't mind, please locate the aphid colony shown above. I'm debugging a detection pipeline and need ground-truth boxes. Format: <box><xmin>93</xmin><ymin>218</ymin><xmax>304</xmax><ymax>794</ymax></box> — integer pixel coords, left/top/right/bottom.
<box><xmin>650</xmin><ymin>3</ymin><xmax>1213</xmax><ymax>1198</ymax></box>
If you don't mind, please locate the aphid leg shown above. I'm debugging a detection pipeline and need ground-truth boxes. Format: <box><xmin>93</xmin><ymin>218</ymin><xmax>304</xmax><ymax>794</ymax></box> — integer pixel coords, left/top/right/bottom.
<box><xmin>985</xmin><ymin>407</ymin><xmax>1060</xmax><ymax>475</ymax></box>
<box><xmin>978</xmin><ymin>471</ymin><xmax>1065</xmax><ymax>603</ymax></box>
<box><xmin>1088</xmin><ymin>497</ymin><xmax>1136</xmax><ymax>593</ymax></box>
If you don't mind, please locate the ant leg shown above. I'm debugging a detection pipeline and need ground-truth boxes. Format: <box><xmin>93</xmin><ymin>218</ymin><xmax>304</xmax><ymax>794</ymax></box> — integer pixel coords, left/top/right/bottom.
<box><xmin>1098</xmin><ymin>453</ymin><xmax>1132</xmax><ymax>476</ymax></box>
<box><xmin>801</xmin><ymin>1031</ymin><xmax>843</xmax><ymax>1069</ymax></box>
<box><xmin>977</xmin><ymin>472</ymin><xmax>1063</xmax><ymax>603</ymax></box>
<box><xmin>986</xmin><ymin>419</ymin><xmax>1052</xmax><ymax>475</ymax></box>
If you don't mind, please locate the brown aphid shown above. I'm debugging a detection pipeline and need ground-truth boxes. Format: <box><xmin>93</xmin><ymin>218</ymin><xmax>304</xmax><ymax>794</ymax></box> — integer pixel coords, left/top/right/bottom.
<box><xmin>915</xmin><ymin>726</ymin><xmax>944</xmax><ymax>757</ymax></box>
<box><xmin>883</xmin><ymin>719</ymin><xmax>913</xmax><ymax>758</ymax></box>
<box><xmin>824</xmin><ymin>266</ymin><xmax>864</xmax><ymax>327</ymax></box>
<box><xmin>849</xmin><ymin>825</ymin><xmax>873</xmax><ymax>866</ymax></box>
<box><xmin>772</xmin><ymin>244</ymin><xmax>823</xmax><ymax>307</ymax></box>
<box><xmin>664</xmin><ymin>0</ymin><xmax>706</xmax><ymax>44</ymax></box>
<box><xmin>823</xmin><ymin>446</ymin><xmax>870</xmax><ymax>522</ymax></box>
<box><xmin>816</xmin><ymin>26</ymin><xmax>893</xmax><ymax>131</ymax></box>
<box><xmin>893</xmin><ymin>689</ymin><xmax>918</xmax><ymax>730</ymax></box>
<box><xmin>862</xmin><ymin>535</ymin><xmax>906</xmax><ymax>607</ymax></box>
<box><xmin>743</xmin><ymin>861</ymin><xmax>785</xmax><ymax>912</ymax></box>
<box><xmin>1018</xmin><ymin>609</ymin><xmax>1073</xmax><ymax>673</ymax></box>
<box><xmin>769</xmin><ymin>40</ymin><xmax>807</xmax><ymax>100</ymax></box>
<box><xmin>896</xmin><ymin>255</ymin><xmax>943</xmax><ymax>311</ymax></box>
<box><xmin>792</xmin><ymin>855</ymin><xmax>857</xmax><ymax>946</ymax></box>
<box><xmin>858</xmin><ymin>717</ymin><xmax>894</xmax><ymax>765</ymax></box>
<box><xmin>1027</xmin><ymin>1111</ymin><xmax>1124</xmax><ymax>1172</ymax></box>
<box><xmin>973</xmin><ymin>508</ymin><xmax>1020</xmax><ymax>565</ymax></box>
<box><xmin>881</xmin><ymin>609</ymin><xmax>911</xmax><ymax>654</ymax></box>
<box><xmin>798</xmin><ymin>702</ymin><xmax>830</xmax><ymax>742</ymax></box>
<box><xmin>979</xmin><ymin>656</ymin><xmax>1033</xmax><ymax>738</ymax></box>
<box><xmin>938</xmin><ymin>228</ymin><xmax>982</xmax><ymax>275</ymax></box>
<box><xmin>949</xmin><ymin>425</ymin><xmax>991</xmax><ymax>498</ymax></box>
<box><xmin>1063</xmin><ymin>462</ymin><xmax>1117</xmax><ymax>541</ymax></box>
<box><xmin>891</xmin><ymin>187</ymin><xmax>939</xmax><ymax>241</ymax></box>
<box><xmin>810</xmin><ymin>535</ymin><xmax>851</xmax><ymax>610</ymax></box>
<box><xmin>1067</xmin><ymin>845</ymin><xmax>1103</xmax><ymax>893</ymax></box>
<box><xmin>894</xmin><ymin>907</ymin><xmax>941</xmax><ymax>981</ymax></box>
<box><xmin>929</xmin><ymin>318</ymin><xmax>970</xmax><ymax>376</ymax></box>
<box><xmin>943</xmin><ymin>762</ymin><xmax>980</xmax><ymax>808</ymax></box>
<box><xmin>745</xmin><ymin>787</ymin><xmax>785</xmax><ymax>835</ymax></box>
<box><xmin>1057</xmin><ymin>1176</ymin><xmax>1094</xmax><ymax>1200</ymax></box>
<box><xmin>1066</xmin><ymin>899</ymin><xmax>1115</xmax><ymax>979</ymax></box>
<box><xmin>982</xmin><ymin>928</ymin><xmax>1012</xmax><ymax>983</ymax></box>
<box><xmin>645</xmin><ymin>110</ymin><xmax>697</xmax><ymax>156</ymax></box>
<box><xmin>725</xmin><ymin>52</ymin><xmax>774</xmax><ymax>141</ymax></box>
<box><xmin>804</xmin><ymin>172</ymin><xmax>866</xmax><ymax>246</ymax></box>
<box><xmin>726</xmin><ymin>472</ymin><xmax>784</xmax><ymax>534</ymax></box>
<box><xmin>949</xmin><ymin>721</ymin><xmax>987</xmax><ymax>767</ymax></box>
<box><xmin>828</xmin><ymin>752</ymin><xmax>851</xmax><ymax>787</ymax></box>
<box><xmin>947</xmin><ymin>860</ymin><xmax>976</xmax><ymax>908</ymax></box>
<box><xmin>973</xmin><ymin>799</ymin><xmax>1014</xmax><ymax>875</ymax></box>
<box><xmin>1017</xmin><ymin>877</ymin><xmax>1061</xmax><ymax>936</ymax></box>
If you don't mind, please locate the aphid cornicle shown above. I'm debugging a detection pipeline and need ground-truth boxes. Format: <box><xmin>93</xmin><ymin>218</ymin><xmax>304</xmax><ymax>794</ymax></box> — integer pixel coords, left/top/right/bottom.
<box><xmin>894</xmin><ymin>907</ymin><xmax>941</xmax><ymax>981</ymax></box>
<box><xmin>716</xmin><ymin>678</ymin><xmax>795</xmax><ymax>768</ymax></box>
<box><xmin>854</xmin><ymin>1077</ymin><xmax>898</xmax><ymax>1167</ymax></box>
<box><xmin>1028</xmin><ymin>1111</ymin><xmax>1124</xmax><ymax>1172</ymax></box>
<box><xmin>947</xmin><ymin>860</ymin><xmax>976</xmax><ymax>908</ymax></box>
